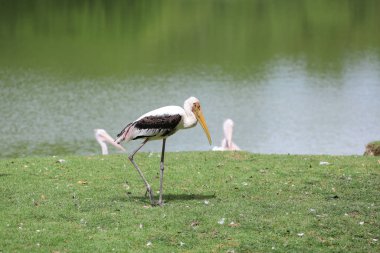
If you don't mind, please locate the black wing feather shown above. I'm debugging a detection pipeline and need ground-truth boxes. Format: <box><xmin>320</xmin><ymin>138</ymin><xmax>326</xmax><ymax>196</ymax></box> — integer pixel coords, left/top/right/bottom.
<box><xmin>116</xmin><ymin>114</ymin><xmax>182</xmax><ymax>142</ymax></box>
<box><xmin>135</xmin><ymin>114</ymin><xmax>182</xmax><ymax>130</ymax></box>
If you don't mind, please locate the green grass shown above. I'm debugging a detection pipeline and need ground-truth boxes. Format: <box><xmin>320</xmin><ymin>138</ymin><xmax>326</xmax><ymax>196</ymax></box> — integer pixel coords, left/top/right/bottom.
<box><xmin>0</xmin><ymin>152</ymin><xmax>379</xmax><ymax>252</ymax></box>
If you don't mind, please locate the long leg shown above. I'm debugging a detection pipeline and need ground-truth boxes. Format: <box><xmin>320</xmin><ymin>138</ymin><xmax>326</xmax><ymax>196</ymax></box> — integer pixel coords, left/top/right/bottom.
<box><xmin>128</xmin><ymin>139</ymin><xmax>155</xmax><ymax>205</ymax></box>
<box><xmin>158</xmin><ymin>138</ymin><xmax>166</xmax><ymax>206</ymax></box>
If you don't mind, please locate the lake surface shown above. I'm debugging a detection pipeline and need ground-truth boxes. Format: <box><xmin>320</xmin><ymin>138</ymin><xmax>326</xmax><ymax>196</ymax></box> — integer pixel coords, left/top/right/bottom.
<box><xmin>1</xmin><ymin>0</ymin><xmax>379</xmax><ymax>158</ymax></box>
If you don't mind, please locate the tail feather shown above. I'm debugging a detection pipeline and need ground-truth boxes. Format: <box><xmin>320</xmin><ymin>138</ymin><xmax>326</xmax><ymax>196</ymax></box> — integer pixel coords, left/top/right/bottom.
<box><xmin>115</xmin><ymin>123</ymin><xmax>133</xmax><ymax>144</ymax></box>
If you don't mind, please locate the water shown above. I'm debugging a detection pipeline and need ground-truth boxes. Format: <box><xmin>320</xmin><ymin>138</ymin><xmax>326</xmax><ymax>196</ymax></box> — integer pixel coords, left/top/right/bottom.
<box><xmin>0</xmin><ymin>0</ymin><xmax>379</xmax><ymax>158</ymax></box>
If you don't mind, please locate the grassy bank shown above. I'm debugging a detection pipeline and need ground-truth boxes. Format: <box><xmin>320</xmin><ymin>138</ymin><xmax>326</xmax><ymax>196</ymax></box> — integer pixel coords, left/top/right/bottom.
<box><xmin>0</xmin><ymin>152</ymin><xmax>379</xmax><ymax>252</ymax></box>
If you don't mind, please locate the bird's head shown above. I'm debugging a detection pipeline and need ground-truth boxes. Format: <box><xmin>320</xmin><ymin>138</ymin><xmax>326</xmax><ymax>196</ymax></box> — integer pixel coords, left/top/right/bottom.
<box><xmin>185</xmin><ymin>97</ymin><xmax>212</xmax><ymax>145</ymax></box>
<box><xmin>94</xmin><ymin>129</ymin><xmax>126</xmax><ymax>152</ymax></box>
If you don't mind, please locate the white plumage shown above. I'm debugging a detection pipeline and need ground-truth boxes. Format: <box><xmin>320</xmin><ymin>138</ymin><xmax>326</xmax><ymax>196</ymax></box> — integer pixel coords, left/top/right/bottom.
<box><xmin>212</xmin><ymin>119</ymin><xmax>241</xmax><ymax>151</ymax></box>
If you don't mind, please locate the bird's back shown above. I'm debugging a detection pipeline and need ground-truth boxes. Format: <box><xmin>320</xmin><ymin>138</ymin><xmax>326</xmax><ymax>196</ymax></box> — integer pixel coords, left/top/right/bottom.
<box><xmin>116</xmin><ymin>106</ymin><xmax>185</xmax><ymax>143</ymax></box>
<box><xmin>137</xmin><ymin>106</ymin><xmax>184</xmax><ymax>120</ymax></box>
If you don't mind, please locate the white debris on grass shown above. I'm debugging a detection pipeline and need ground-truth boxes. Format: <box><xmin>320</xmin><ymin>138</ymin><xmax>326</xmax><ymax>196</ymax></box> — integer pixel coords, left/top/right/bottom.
<box><xmin>218</xmin><ymin>218</ymin><xmax>225</xmax><ymax>225</ymax></box>
<box><xmin>319</xmin><ymin>161</ymin><xmax>330</xmax><ymax>165</ymax></box>
<box><xmin>228</xmin><ymin>222</ymin><xmax>240</xmax><ymax>227</ymax></box>
<box><xmin>297</xmin><ymin>233</ymin><xmax>304</xmax><ymax>237</ymax></box>
<box><xmin>204</xmin><ymin>200</ymin><xmax>209</xmax><ymax>205</ymax></box>
<box><xmin>180</xmin><ymin>241</ymin><xmax>185</xmax><ymax>247</ymax></box>
<box><xmin>80</xmin><ymin>218</ymin><xmax>87</xmax><ymax>225</ymax></box>
<box><xmin>146</xmin><ymin>241</ymin><xmax>152</xmax><ymax>247</ymax></box>
<box><xmin>359</xmin><ymin>221</ymin><xmax>364</xmax><ymax>225</ymax></box>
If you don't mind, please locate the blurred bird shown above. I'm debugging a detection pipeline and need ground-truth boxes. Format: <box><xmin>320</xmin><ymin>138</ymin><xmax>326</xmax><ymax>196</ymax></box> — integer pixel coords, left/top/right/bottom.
<box><xmin>115</xmin><ymin>96</ymin><xmax>212</xmax><ymax>206</ymax></box>
<box><xmin>94</xmin><ymin>129</ymin><xmax>126</xmax><ymax>155</ymax></box>
<box><xmin>212</xmin><ymin>119</ymin><xmax>241</xmax><ymax>151</ymax></box>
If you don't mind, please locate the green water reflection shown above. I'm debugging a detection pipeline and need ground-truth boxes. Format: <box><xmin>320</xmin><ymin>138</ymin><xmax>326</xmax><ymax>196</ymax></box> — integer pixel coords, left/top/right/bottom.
<box><xmin>1</xmin><ymin>0</ymin><xmax>379</xmax><ymax>75</ymax></box>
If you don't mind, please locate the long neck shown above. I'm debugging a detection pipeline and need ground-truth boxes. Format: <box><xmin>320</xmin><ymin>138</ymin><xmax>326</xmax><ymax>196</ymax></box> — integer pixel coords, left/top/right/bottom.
<box><xmin>183</xmin><ymin>103</ymin><xmax>197</xmax><ymax>129</ymax></box>
<box><xmin>99</xmin><ymin>141</ymin><xmax>108</xmax><ymax>155</ymax></box>
<box><xmin>224</xmin><ymin>125</ymin><xmax>233</xmax><ymax>148</ymax></box>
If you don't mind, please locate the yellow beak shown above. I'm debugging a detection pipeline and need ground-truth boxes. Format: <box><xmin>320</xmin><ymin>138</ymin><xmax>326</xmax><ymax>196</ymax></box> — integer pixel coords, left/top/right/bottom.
<box><xmin>194</xmin><ymin>108</ymin><xmax>212</xmax><ymax>145</ymax></box>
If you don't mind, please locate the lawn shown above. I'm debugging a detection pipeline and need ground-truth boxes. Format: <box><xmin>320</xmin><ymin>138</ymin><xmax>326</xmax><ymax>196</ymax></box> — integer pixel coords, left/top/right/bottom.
<box><xmin>0</xmin><ymin>152</ymin><xmax>379</xmax><ymax>252</ymax></box>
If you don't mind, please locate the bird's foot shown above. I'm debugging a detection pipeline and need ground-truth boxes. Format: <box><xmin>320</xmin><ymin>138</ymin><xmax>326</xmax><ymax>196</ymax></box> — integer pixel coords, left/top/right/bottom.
<box><xmin>157</xmin><ymin>193</ymin><xmax>164</xmax><ymax>206</ymax></box>
<box><xmin>146</xmin><ymin>187</ymin><xmax>155</xmax><ymax>205</ymax></box>
<box><xmin>149</xmin><ymin>200</ymin><xmax>164</xmax><ymax>207</ymax></box>
<box><xmin>144</xmin><ymin>187</ymin><xmax>163</xmax><ymax>207</ymax></box>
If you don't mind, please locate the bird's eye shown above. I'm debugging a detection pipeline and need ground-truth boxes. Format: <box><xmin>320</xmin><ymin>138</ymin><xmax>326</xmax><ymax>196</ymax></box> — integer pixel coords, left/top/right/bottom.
<box><xmin>193</xmin><ymin>103</ymin><xmax>200</xmax><ymax>110</ymax></box>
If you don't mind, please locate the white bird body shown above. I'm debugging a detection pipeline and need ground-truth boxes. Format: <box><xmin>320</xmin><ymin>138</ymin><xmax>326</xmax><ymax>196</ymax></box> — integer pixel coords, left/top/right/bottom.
<box><xmin>115</xmin><ymin>98</ymin><xmax>205</xmax><ymax>144</ymax></box>
<box><xmin>115</xmin><ymin>96</ymin><xmax>211</xmax><ymax>206</ymax></box>
<box><xmin>137</xmin><ymin>105</ymin><xmax>198</xmax><ymax>128</ymax></box>
<box><xmin>220</xmin><ymin>139</ymin><xmax>241</xmax><ymax>151</ymax></box>
<box><xmin>212</xmin><ymin>119</ymin><xmax>241</xmax><ymax>151</ymax></box>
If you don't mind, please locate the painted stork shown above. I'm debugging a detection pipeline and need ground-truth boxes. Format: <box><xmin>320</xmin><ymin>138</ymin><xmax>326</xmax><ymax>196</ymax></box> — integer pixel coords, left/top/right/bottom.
<box><xmin>115</xmin><ymin>96</ymin><xmax>212</xmax><ymax>206</ymax></box>
<box><xmin>94</xmin><ymin>129</ymin><xmax>126</xmax><ymax>155</ymax></box>
<box><xmin>212</xmin><ymin>119</ymin><xmax>241</xmax><ymax>151</ymax></box>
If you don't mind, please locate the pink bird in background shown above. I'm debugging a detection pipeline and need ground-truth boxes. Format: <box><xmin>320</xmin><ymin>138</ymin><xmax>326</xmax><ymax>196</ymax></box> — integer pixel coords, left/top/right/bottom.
<box><xmin>94</xmin><ymin>129</ymin><xmax>126</xmax><ymax>155</ymax></box>
<box><xmin>213</xmin><ymin>119</ymin><xmax>241</xmax><ymax>151</ymax></box>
